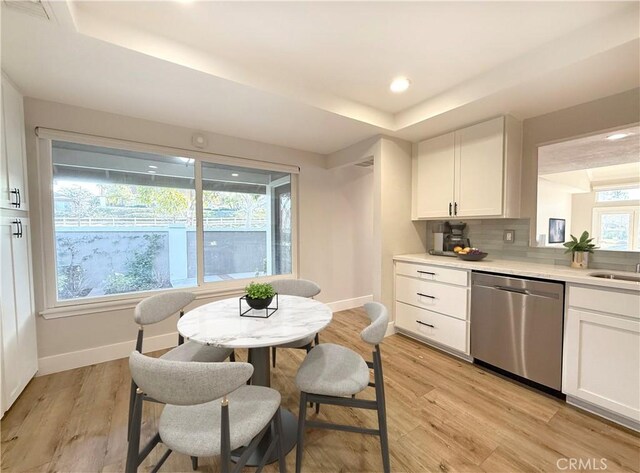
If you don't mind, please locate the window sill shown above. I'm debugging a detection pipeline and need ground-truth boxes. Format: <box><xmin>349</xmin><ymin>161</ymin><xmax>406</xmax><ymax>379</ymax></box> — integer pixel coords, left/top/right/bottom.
<box><xmin>40</xmin><ymin>276</ymin><xmax>295</xmax><ymax>319</ymax></box>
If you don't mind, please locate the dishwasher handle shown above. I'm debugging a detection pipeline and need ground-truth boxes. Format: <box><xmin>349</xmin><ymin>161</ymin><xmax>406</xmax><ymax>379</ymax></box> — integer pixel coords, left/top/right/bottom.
<box><xmin>493</xmin><ymin>285</ymin><xmax>529</xmax><ymax>295</ymax></box>
<box><xmin>480</xmin><ymin>284</ymin><xmax>560</xmax><ymax>300</ymax></box>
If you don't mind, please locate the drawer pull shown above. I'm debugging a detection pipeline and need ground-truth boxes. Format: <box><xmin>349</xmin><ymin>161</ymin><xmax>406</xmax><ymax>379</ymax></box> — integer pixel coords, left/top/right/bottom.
<box><xmin>416</xmin><ymin>320</ymin><xmax>435</xmax><ymax>328</ymax></box>
<box><xmin>417</xmin><ymin>270</ymin><xmax>436</xmax><ymax>276</ymax></box>
<box><xmin>417</xmin><ymin>292</ymin><xmax>436</xmax><ymax>299</ymax></box>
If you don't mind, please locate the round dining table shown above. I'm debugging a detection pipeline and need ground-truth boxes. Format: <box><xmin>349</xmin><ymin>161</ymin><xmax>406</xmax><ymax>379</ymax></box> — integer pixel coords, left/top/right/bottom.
<box><xmin>177</xmin><ymin>294</ymin><xmax>333</xmax><ymax>465</ymax></box>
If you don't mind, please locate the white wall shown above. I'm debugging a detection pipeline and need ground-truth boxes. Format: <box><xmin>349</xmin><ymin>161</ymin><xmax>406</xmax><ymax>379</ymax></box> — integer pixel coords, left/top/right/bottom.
<box><xmin>24</xmin><ymin>98</ymin><xmax>374</xmax><ymax>374</ymax></box>
<box><xmin>536</xmin><ymin>178</ymin><xmax>573</xmax><ymax>246</ymax></box>
<box><xmin>375</xmin><ymin>137</ymin><xmax>427</xmax><ymax>313</ymax></box>
<box><xmin>572</xmin><ymin>191</ymin><xmax>596</xmax><ymax>237</ymax></box>
<box><xmin>522</xmin><ymin>88</ymin><xmax>640</xmax><ymax>244</ymax></box>
<box><xmin>328</xmin><ymin>135</ymin><xmax>427</xmax><ymax>319</ymax></box>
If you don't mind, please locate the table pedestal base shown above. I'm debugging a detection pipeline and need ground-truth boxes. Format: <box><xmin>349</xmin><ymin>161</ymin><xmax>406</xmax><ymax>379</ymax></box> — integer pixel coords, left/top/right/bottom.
<box><xmin>231</xmin><ymin>408</ymin><xmax>298</xmax><ymax>466</ymax></box>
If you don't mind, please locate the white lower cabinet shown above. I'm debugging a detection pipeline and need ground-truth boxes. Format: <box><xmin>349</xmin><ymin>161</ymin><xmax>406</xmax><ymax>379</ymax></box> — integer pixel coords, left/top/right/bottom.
<box><xmin>563</xmin><ymin>285</ymin><xmax>640</xmax><ymax>425</ymax></box>
<box><xmin>395</xmin><ymin>302</ymin><xmax>467</xmax><ymax>353</ymax></box>
<box><xmin>394</xmin><ymin>261</ymin><xmax>470</xmax><ymax>356</ymax></box>
<box><xmin>0</xmin><ymin>214</ymin><xmax>38</xmax><ymax>417</ymax></box>
<box><xmin>395</xmin><ymin>276</ymin><xmax>468</xmax><ymax>320</ymax></box>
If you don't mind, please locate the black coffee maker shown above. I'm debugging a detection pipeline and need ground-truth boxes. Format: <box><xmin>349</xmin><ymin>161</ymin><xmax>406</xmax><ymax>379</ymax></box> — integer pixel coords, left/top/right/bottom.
<box><xmin>443</xmin><ymin>221</ymin><xmax>470</xmax><ymax>253</ymax></box>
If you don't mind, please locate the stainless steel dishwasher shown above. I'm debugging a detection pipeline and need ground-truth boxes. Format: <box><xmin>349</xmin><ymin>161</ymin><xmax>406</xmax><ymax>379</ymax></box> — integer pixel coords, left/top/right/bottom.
<box><xmin>470</xmin><ymin>272</ymin><xmax>564</xmax><ymax>391</ymax></box>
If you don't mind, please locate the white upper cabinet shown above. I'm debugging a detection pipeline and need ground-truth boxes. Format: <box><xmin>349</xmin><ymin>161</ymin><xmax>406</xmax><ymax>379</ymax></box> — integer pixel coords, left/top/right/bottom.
<box><xmin>1</xmin><ymin>74</ymin><xmax>28</xmax><ymax>211</ymax></box>
<box><xmin>455</xmin><ymin>118</ymin><xmax>505</xmax><ymax>217</ymax></box>
<box><xmin>412</xmin><ymin>116</ymin><xmax>522</xmax><ymax>220</ymax></box>
<box><xmin>413</xmin><ymin>132</ymin><xmax>455</xmax><ymax>219</ymax></box>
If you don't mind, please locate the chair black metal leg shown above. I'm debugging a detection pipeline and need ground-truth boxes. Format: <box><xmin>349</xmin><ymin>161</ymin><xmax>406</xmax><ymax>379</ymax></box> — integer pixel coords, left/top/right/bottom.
<box><xmin>274</xmin><ymin>408</ymin><xmax>287</xmax><ymax>473</ymax></box>
<box><xmin>296</xmin><ymin>392</ymin><xmax>307</xmax><ymax>473</ymax></box>
<box><xmin>191</xmin><ymin>456</ymin><xmax>198</xmax><ymax>470</ymax></box>
<box><xmin>272</xmin><ymin>347</ymin><xmax>277</xmax><ymax>368</ymax></box>
<box><xmin>151</xmin><ymin>449</ymin><xmax>172</xmax><ymax>473</ymax></box>
<box><xmin>315</xmin><ymin>402</ymin><xmax>320</xmax><ymax>415</ymax></box>
<box><xmin>125</xmin><ymin>392</ymin><xmax>143</xmax><ymax>473</ymax></box>
<box><xmin>229</xmin><ymin>351</ymin><xmax>236</xmax><ymax>362</ymax></box>
<box><xmin>314</xmin><ymin>333</ymin><xmax>319</xmax><ymax>346</ymax></box>
<box><xmin>221</xmin><ymin>403</ymin><xmax>231</xmax><ymax>473</ymax></box>
<box><xmin>374</xmin><ymin>351</ymin><xmax>390</xmax><ymax>473</ymax></box>
<box><xmin>127</xmin><ymin>379</ymin><xmax>137</xmax><ymax>441</ymax></box>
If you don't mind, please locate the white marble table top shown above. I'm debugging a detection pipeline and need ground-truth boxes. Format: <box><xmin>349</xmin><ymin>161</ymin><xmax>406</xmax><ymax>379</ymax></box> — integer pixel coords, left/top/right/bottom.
<box><xmin>177</xmin><ymin>295</ymin><xmax>333</xmax><ymax>348</ymax></box>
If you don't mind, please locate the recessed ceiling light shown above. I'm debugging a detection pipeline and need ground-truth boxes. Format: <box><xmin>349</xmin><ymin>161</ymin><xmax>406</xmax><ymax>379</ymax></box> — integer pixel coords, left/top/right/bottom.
<box><xmin>390</xmin><ymin>77</ymin><xmax>411</xmax><ymax>93</ymax></box>
<box><xmin>147</xmin><ymin>170</ymin><xmax>156</xmax><ymax>174</ymax></box>
<box><xmin>231</xmin><ymin>173</ymin><xmax>239</xmax><ymax>177</ymax></box>
<box><xmin>606</xmin><ymin>133</ymin><xmax>631</xmax><ymax>141</ymax></box>
<box><xmin>148</xmin><ymin>165</ymin><xmax>158</xmax><ymax>169</ymax></box>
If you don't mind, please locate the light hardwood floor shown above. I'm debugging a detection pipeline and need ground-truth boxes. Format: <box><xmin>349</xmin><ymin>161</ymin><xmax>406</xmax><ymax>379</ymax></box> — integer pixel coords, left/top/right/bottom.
<box><xmin>2</xmin><ymin>308</ymin><xmax>639</xmax><ymax>473</ymax></box>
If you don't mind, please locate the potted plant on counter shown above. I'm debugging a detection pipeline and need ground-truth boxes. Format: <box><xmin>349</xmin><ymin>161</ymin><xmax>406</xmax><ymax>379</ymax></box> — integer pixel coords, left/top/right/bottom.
<box><xmin>244</xmin><ymin>282</ymin><xmax>276</xmax><ymax>310</ymax></box>
<box><xmin>563</xmin><ymin>231</ymin><xmax>597</xmax><ymax>269</ymax></box>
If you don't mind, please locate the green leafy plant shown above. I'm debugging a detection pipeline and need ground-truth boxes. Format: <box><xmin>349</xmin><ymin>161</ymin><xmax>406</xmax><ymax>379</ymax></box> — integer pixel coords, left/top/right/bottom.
<box><xmin>104</xmin><ymin>234</ymin><xmax>169</xmax><ymax>294</ymax></box>
<box><xmin>563</xmin><ymin>231</ymin><xmax>597</xmax><ymax>254</ymax></box>
<box><xmin>245</xmin><ymin>282</ymin><xmax>275</xmax><ymax>300</ymax></box>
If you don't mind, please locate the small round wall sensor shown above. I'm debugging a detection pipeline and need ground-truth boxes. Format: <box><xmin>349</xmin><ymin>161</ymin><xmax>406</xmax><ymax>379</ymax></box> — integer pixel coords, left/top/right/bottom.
<box><xmin>192</xmin><ymin>133</ymin><xmax>207</xmax><ymax>148</ymax></box>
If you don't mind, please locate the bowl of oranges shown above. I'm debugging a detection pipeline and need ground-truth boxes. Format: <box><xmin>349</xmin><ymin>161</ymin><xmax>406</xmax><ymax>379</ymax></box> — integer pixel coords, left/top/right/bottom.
<box><xmin>453</xmin><ymin>246</ymin><xmax>488</xmax><ymax>261</ymax></box>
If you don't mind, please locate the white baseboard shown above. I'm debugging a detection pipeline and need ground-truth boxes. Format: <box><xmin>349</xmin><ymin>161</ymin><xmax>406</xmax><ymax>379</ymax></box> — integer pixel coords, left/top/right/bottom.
<box><xmin>326</xmin><ymin>294</ymin><xmax>373</xmax><ymax>313</ymax></box>
<box><xmin>37</xmin><ymin>332</ymin><xmax>179</xmax><ymax>376</ymax></box>
<box><xmin>37</xmin><ymin>294</ymin><xmax>376</xmax><ymax>376</ymax></box>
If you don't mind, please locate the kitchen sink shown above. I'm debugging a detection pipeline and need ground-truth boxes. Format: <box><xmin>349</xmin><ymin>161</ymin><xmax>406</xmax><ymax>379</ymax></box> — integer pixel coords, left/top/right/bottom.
<box><xmin>589</xmin><ymin>272</ymin><xmax>640</xmax><ymax>282</ymax></box>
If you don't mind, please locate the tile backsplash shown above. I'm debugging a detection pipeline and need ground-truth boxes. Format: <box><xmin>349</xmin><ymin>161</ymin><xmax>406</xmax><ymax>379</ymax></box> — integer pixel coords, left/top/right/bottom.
<box><xmin>425</xmin><ymin>219</ymin><xmax>640</xmax><ymax>273</ymax></box>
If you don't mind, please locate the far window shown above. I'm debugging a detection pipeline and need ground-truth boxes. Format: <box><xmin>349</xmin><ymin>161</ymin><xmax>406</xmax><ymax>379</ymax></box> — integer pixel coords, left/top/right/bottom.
<box><xmin>51</xmin><ymin>140</ymin><xmax>294</xmax><ymax>302</ymax></box>
<box><xmin>593</xmin><ymin>207</ymin><xmax>639</xmax><ymax>251</ymax></box>
<box><xmin>596</xmin><ymin>187</ymin><xmax>640</xmax><ymax>202</ymax></box>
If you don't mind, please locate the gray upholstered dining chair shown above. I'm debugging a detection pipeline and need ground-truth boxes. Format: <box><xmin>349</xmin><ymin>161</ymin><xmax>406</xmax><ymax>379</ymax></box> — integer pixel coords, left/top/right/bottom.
<box><xmin>128</xmin><ymin>291</ymin><xmax>234</xmax><ymax>441</ymax></box>
<box><xmin>269</xmin><ymin>279</ymin><xmax>321</xmax><ymax>368</ymax></box>
<box><xmin>126</xmin><ymin>351</ymin><xmax>287</xmax><ymax>473</ymax></box>
<box><xmin>294</xmin><ymin>302</ymin><xmax>390</xmax><ymax>473</ymax></box>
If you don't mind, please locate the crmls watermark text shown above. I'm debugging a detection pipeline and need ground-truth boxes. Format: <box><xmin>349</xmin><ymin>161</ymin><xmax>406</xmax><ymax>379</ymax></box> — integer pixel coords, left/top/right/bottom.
<box><xmin>557</xmin><ymin>458</ymin><xmax>608</xmax><ymax>470</ymax></box>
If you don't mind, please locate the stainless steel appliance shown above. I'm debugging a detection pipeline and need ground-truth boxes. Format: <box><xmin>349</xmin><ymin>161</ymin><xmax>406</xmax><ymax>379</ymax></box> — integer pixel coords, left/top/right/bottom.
<box><xmin>443</xmin><ymin>221</ymin><xmax>470</xmax><ymax>252</ymax></box>
<box><xmin>432</xmin><ymin>222</ymin><xmax>445</xmax><ymax>253</ymax></box>
<box><xmin>471</xmin><ymin>273</ymin><xmax>564</xmax><ymax>391</ymax></box>
<box><xmin>429</xmin><ymin>221</ymin><xmax>471</xmax><ymax>257</ymax></box>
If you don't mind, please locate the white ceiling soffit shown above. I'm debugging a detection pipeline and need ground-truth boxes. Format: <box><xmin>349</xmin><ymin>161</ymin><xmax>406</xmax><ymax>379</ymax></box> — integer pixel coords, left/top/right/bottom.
<box><xmin>1</xmin><ymin>1</ymin><xmax>639</xmax><ymax>155</ymax></box>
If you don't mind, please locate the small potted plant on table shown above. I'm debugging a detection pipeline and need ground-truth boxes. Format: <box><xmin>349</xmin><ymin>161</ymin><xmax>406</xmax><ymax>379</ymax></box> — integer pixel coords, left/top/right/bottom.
<box><xmin>244</xmin><ymin>282</ymin><xmax>276</xmax><ymax>310</ymax></box>
<box><xmin>563</xmin><ymin>231</ymin><xmax>597</xmax><ymax>269</ymax></box>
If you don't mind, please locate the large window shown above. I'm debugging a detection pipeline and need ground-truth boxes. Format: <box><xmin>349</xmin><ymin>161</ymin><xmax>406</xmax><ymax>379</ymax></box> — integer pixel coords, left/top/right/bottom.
<box><xmin>51</xmin><ymin>140</ymin><xmax>295</xmax><ymax>302</ymax></box>
<box><xmin>592</xmin><ymin>186</ymin><xmax>640</xmax><ymax>251</ymax></box>
<box><xmin>200</xmin><ymin>162</ymin><xmax>291</xmax><ymax>282</ymax></box>
<box><xmin>593</xmin><ymin>207</ymin><xmax>640</xmax><ymax>251</ymax></box>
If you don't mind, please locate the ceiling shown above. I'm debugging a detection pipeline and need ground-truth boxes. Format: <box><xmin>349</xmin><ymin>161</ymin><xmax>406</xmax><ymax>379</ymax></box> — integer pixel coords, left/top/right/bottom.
<box><xmin>538</xmin><ymin>125</ymin><xmax>640</xmax><ymax>174</ymax></box>
<box><xmin>1</xmin><ymin>1</ymin><xmax>639</xmax><ymax>154</ymax></box>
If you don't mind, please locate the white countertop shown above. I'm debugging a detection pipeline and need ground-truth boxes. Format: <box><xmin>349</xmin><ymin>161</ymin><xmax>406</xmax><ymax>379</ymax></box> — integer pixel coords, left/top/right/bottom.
<box><xmin>394</xmin><ymin>253</ymin><xmax>640</xmax><ymax>292</ymax></box>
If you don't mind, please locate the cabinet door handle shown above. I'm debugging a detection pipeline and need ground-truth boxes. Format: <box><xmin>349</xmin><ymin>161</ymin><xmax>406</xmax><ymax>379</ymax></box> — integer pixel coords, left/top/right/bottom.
<box><xmin>12</xmin><ymin>219</ymin><xmax>22</xmax><ymax>238</ymax></box>
<box><xmin>417</xmin><ymin>270</ymin><xmax>436</xmax><ymax>276</ymax></box>
<box><xmin>448</xmin><ymin>202</ymin><xmax>452</xmax><ymax>216</ymax></box>
<box><xmin>416</xmin><ymin>292</ymin><xmax>436</xmax><ymax>299</ymax></box>
<box><xmin>10</xmin><ymin>188</ymin><xmax>21</xmax><ymax>208</ymax></box>
<box><xmin>416</xmin><ymin>320</ymin><xmax>435</xmax><ymax>328</ymax></box>
<box><xmin>454</xmin><ymin>202</ymin><xmax>458</xmax><ymax>216</ymax></box>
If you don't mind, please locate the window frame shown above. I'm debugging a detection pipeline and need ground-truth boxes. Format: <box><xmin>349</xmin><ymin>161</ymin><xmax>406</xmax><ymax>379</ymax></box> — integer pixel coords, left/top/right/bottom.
<box><xmin>36</xmin><ymin>129</ymin><xmax>299</xmax><ymax>318</ymax></box>
<box><xmin>592</xmin><ymin>205</ymin><xmax>639</xmax><ymax>251</ymax></box>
